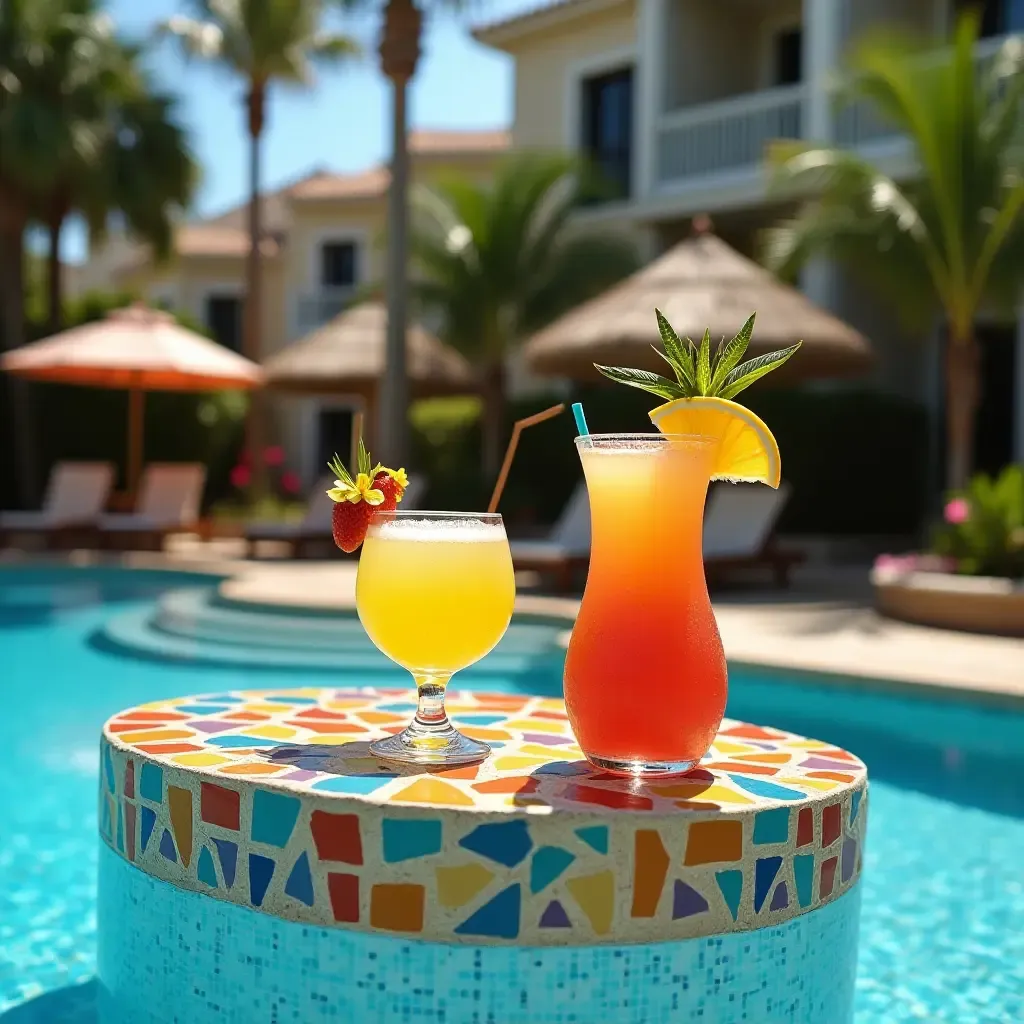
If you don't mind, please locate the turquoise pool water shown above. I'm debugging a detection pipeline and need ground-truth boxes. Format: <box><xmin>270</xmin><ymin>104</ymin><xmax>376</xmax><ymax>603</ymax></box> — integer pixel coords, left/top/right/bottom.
<box><xmin>1</xmin><ymin>568</ymin><xmax>1022</xmax><ymax>1023</ymax></box>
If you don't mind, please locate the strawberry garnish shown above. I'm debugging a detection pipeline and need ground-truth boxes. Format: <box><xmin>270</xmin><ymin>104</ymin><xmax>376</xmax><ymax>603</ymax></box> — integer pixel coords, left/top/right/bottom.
<box><xmin>372</xmin><ymin>466</ymin><xmax>408</xmax><ymax>511</ymax></box>
<box><xmin>326</xmin><ymin>440</ymin><xmax>407</xmax><ymax>552</ymax></box>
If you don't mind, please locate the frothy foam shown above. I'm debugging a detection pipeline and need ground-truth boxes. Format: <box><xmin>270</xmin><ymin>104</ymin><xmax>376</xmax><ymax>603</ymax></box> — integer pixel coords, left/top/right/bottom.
<box><xmin>371</xmin><ymin>517</ymin><xmax>506</xmax><ymax>542</ymax></box>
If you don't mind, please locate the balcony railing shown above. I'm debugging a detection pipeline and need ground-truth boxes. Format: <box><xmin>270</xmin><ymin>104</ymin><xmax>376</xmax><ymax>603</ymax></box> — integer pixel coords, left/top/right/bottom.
<box><xmin>295</xmin><ymin>286</ymin><xmax>356</xmax><ymax>334</ymax></box>
<box><xmin>835</xmin><ymin>35</ymin><xmax>1013</xmax><ymax>147</ymax></box>
<box><xmin>656</xmin><ymin>84</ymin><xmax>805</xmax><ymax>185</ymax></box>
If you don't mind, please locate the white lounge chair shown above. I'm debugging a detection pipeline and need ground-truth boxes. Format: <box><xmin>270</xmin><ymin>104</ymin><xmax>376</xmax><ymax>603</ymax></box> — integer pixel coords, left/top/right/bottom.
<box><xmin>0</xmin><ymin>461</ymin><xmax>115</xmax><ymax>547</ymax></box>
<box><xmin>510</xmin><ymin>483</ymin><xmax>590</xmax><ymax>591</ymax></box>
<box><xmin>703</xmin><ymin>481</ymin><xmax>802</xmax><ymax>587</ymax></box>
<box><xmin>246</xmin><ymin>474</ymin><xmax>427</xmax><ymax>558</ymax></box>
<box><xmin>98</xmin><ymin>463</ymin><xmax>206</xmax><ymax>550</ymax></box>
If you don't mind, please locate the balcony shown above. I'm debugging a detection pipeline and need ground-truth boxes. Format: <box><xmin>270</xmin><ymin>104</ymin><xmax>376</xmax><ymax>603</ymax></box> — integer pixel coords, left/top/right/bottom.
<box><xmin>656</xmin><ymin>84</ymin><xmax>805</xmax><ymax>189</ymax></box>
<box><xmin>294</xmin><ymin>286</ymin><xmax>356</xmax><ymax>335</ymax></box>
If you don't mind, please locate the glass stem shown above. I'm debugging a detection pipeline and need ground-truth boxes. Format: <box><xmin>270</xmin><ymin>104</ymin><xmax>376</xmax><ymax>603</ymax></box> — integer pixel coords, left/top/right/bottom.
<box><xmin>413</xmin><ymin>673</ymin><xmax>453</xmax><ymax>732</ymax></box>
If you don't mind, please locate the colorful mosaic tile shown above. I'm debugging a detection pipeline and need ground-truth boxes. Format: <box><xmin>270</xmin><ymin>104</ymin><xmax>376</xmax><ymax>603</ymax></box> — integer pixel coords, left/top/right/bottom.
<box><xmin>99</xmin><ymin>688</ymin><xmax>868</xmax><ymax>946</ymax></box>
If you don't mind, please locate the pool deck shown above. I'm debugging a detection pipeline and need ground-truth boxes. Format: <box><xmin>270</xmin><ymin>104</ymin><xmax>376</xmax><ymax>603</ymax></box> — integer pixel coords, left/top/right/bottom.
<box><xmin>3</xmin><ymin>547</ymin><xmax>1022</xmax><ymax>704</ymax></box>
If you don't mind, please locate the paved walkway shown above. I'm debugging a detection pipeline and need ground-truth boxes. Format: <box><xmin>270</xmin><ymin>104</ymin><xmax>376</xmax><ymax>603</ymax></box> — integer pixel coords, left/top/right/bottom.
<box><xmin>4</xmin><ymin>547</ymin><xmax>1022</xmax><ymax>704</ymax></box>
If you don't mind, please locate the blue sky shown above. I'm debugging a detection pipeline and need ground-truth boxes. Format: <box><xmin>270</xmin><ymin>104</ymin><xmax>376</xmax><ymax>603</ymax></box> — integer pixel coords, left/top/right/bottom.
<box><xmin>62</xmin><ymin>0</ymin><xmax>538</xmax><ymax>261</ymax></box>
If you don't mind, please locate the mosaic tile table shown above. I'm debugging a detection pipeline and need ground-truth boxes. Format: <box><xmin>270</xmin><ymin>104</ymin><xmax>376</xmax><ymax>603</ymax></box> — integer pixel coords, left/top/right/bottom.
<box><xmin>96</xmin><ymin>688</ymin><xmax>868</xmax><ymax>1024</ymax></box>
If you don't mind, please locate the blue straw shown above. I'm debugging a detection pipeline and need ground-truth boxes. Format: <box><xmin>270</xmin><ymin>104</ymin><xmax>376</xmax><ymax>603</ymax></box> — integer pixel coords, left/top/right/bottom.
<box><xmin>571</xmin><ymin>402</ymin><xmax>590</xmax><ymax>440</ymax></box>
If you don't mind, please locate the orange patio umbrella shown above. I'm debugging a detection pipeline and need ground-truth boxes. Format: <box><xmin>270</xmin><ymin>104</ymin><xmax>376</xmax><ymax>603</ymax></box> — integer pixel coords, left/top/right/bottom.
<box><xmin>0</xmin><ymin>303</ymin><xmax>264</xmax><ymax>498</ymax></box>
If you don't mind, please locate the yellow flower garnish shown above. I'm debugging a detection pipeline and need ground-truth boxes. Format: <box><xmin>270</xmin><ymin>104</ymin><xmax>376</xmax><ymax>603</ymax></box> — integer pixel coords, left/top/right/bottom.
<box><xmin>387</xmin><ymin>467</ymin><xmax>409</xmax><ymax>491</ymax></box>
<box><xmin>326</xmin><ymin>473</ymin><xmax>385</xmax><ymax>505</ymax></box>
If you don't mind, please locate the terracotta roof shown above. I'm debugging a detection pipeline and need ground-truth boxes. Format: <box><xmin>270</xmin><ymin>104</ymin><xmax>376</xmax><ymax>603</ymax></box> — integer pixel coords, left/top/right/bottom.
<box><xmin>289</xmin><ymin>131</ymin><xmax>509</xmax><ymax>202</ymax></box>
<box><xmin>175</xmin><ymin>224</ymin><xmax>279</xmax><ymax>259</ymax></box>
<box><xmin>289</xmin><ymin>167</ymin><xmax>391</xmax><ymax>202</ymax></box>
<box><xmin>473</xmin><ymin>0</ymin><xmax>630</xmax><ymax>46</ymax></box>
<box><xmin>408</xmin><ymin>129</ymin><xmax>510</xmax><ymax>153</ymax></box>
<box><xmin>204</xmin><ymin>167</ymin><xmax>330</xmax><ymax>233</ymax></box>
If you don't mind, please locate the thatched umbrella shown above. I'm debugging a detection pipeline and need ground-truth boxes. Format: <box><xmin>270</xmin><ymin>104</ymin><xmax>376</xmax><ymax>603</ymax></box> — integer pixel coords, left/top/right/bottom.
<box><xmin>522</xmin><ymin>231</ymin><xmax>872</xmax><ymax>382</ymax></box>
<box><xmin>262</xmin><ymin>301</ymin><xmax>472</xmax><ymax>445</ymax></box>
<box><xmin>1</xmin><ymin>303</ymin><xmax>263</xmax><ymax>498</ymax></box>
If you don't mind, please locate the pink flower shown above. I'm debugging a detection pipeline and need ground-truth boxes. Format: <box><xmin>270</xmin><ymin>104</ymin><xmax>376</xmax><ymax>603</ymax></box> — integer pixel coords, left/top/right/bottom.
<box><xmin>944</xmin><ymin>498</ymin><xmax>969</xmax><ymax>525</ymax></box>
<box><xmin>264</xmin><ymin>445</ymin><xmax>285</xmax><ymax>467</ymax></box>
<box><xmin>230</xmin><ymin>464</ymin><xmax>251</xmax><ymax>489</ymax></box>
<box><xmin>281</xmin><ymin>471</ymin><xmax>301</xmax><ymax>495</ymax></box>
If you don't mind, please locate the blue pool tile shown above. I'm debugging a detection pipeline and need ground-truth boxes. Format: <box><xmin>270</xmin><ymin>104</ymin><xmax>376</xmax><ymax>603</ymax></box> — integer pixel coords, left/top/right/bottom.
<box><xmin>213</xmin><ymin>838</ymin><xmax>238</xmax><ymax>888</ymax></box>
<box><xmin>115</xmin><ymin>803</ymin><xmax>124</xmax><ymax>853</ymax></box>
<box><xmin>139</xmin><ymin>807</ymin><xmax>156</xmax><ymax>853</ymax></box>
<box><xmin>175</xmin><ymin>704</ymin><xmax>233</xmax><ymax>715</ymax></box>
<box><xmin>158</xmin><ymin>829</ymin><xmax>177</xmax><ymax>863</ymax></box>
<box><xmin>139</xmin><ymin>763</ymin><xmax>163</xmax><ymax>802</ymax></box>
<box><xmin>378</xmin><ymin>702</ymin><xmax>418</xmax><ymax>713</ymax></box>
<box><xmin>251</xmin><ymin>790</ymin><xmax>301</xmax><ymax>847</ymax></box>
<box><xmin>382</xmin><ymin>819</ymin><xmax>443</xmax><ymax>863</ymax></box>
<box><xmin>197</xmin><ymin>847</ymin><xmax>218</xmax><ymax>888</ymax></box>
<box><xmin>103</xmin><ymin>745</ymin><xmax>115</xmax><ymax>794</ymax></box>
<box><xmin>264</xmin><ymin>696</ymin><xmax>318</xmax><ymax>705</ymax></box>
<box><xmin>673</xmin><ymin>880</ymin><xmax>709</xmax><ymax>919</ymax></box>
<box><xmin>207</xmin><ymin>735</ymin><xmax>281</xmax><ymax>748</ymax></box>
<box><xmin>99</xmin><ymin>797</ymin><xmax>111</xmax><ymax>840</ymax></box>
<box><xmin>312</xmin><ymin>775</ymin><xmax>395</xmax><ymax>795</ymax></box>
<box><xmin>454</xmin><ymin>883</ymin><xmax>521</xmax><ymax>940</ymax></box>
<box><xmin>716</xmin><ymin>870</ymin><xmax>742</xmax><ymax>921</ymax></box>
<box><xmin>851</xmin><ymin>790</ymin><xmax>863</xmax><ymax>824</ymax></box>
<box><xmin>450</xmin><ymin>713</ymin><xmax>507</xmax><ymax>726</ymax></box>
<box><xmin>460</xmin><ymin>820</ymin><xmax>532</xmax><ymax>867</ymax></box>
<box><xmin>539</xmin><ymin>899</ymin><xmax>571</xmax><ymax>928</ymax></box>
<box><xmin>728</xmin><ymin>775</ymin><xmax>804</xmax><ymax>801</ymax></box>
<box><xmin>249</xmin><ymin>854</ymin><xmax>275</xmax><ymax>906</ymax></box>
<box><xmin>753</xmin><ymin>807</ymin><xmax>790</xmax><ymax>845</ymax></box>
<box><xmin>197</xmin><ymin>694</ymin><xmax>243</xmax><ymax>703</ymax></box>
<box><xmin>575</xmin><ymin>826</ymin><xmax>608</xmax><ymax>855</ymax></box>
<box><xmin>794</xmin><ymin>854</ymin><xmax>814</xmax><ymax>908</ymax></box>
<box><xmin>284</xmin><ymin>852</ymin><xmax>315</xmax><ymax>906</ymax></box>
<box><xmin>530</xmin><ymin>847</ymin><xmax>575</xmax><ymax>893</ymax></box>
<box><xmin>754</xmin><ymin>857</ymin><xmax>783</xmax><ymax>912</ymax></box>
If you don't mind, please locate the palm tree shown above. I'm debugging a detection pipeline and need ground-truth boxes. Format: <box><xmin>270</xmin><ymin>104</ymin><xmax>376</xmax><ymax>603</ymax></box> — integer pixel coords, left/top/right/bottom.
<box><xmin>376</xmin><ymin>0</ymin><xmax>423</xmax><ymax>466</ymax></box>
<box><xmin>1</xmin><ymin>0</ymin><xmax>194</xmax><ymax>502</ymax></box>
<box><xmin>409</xmin><ymin>152</ymin><xmax>640</xmax><ymax>477</ymax></box>
<box><xmin>46</xmin><ymin>47</ymin><xmax>196</xmax><ymax>331</ymax></box>
<box><xmin>764</xmin><ymin>13</ymin><xmax>1024</xmax><ymax>489</ymax></box>
<box><xmin>160</xmin><ymin>0</ymin><xmax>358</xmax><ymax>487</ymax></box>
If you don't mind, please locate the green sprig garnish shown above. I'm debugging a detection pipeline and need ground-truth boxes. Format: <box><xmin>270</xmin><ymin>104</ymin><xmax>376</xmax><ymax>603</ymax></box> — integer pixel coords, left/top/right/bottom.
<box><xmin>596</xmin><ymin>311</ymin><xmax>801</xmax><ymax>402</ymax></box>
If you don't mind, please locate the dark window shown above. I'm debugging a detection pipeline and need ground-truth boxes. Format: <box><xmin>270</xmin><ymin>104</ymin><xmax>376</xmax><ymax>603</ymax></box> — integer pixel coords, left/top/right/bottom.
<box><xmin>321</xmin><ymin>241</ymin><xmax>357</xmax><ymax>288</ymax></box>
<box><xmin>205</xmin><ymin>294</ymin><xmax>241</xmax><ymax>353</ymax></box>
<box><xmin>317</xmin><ymin>409</ymin><xmax>354</xmax><ymax>474</ymax></box>
<box><xmin>973</xmin><ymin>324</ymin><xmax>1016</xmax><ymax>476</ymax></box>
<box><xmin>955</xmin><ymin>0</ymin><xmax>1024</xmax><ymax>36</ymax></box>
<box><xmin>774</xmin><ymin>28</ymin><xmax>803</xmax><ymax>86</ymax></box>
<box><xmin>581</xmin><ymin>67</ymin><xmax>633</xmax><ymax>200</ymax></box>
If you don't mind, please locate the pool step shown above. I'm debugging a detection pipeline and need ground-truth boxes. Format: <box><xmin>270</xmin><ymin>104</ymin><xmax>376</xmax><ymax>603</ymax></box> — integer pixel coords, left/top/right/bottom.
<box><xmin>97</xmin><ymin>586</ymin><xmax>566</xmax><ymax>688</ymax></box>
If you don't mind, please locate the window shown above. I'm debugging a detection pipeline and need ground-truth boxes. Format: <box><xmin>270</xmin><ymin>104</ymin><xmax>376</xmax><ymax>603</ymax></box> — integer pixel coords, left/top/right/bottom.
<box><xmin>320</xmin><ymin>241</ymin><xmax>357</xmax><ymax>288</ymax></box>
<box><xmin>774</xmin><ymin>28</ymin><xmax>803</xmax><ymax>86</ymax></box>
<box><xmin>955</xmin><ymin>0</ymin><xmax>1024</xmax><ymax>36</ymax></box>
<box><xmin>317</xmin><ymin>409</ymin><xmax>353</xmax><ymax>473</ymax></box>
<box><xmin>205</xmin><ymin>294</ymin><xmax>242</xmax><ymax>353</ymax></box>
<box><xmin>581</xmin><ymin>67</ymin><xmax>633</xmax><ymax>200</ymax></box>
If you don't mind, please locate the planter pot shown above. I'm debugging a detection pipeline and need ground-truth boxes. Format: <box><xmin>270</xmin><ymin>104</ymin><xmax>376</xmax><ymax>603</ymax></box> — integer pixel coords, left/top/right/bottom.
<box><xmin>872</xmin><ymin>568</ymin><xmax>1024</xmax><ymax>637</ymax></box>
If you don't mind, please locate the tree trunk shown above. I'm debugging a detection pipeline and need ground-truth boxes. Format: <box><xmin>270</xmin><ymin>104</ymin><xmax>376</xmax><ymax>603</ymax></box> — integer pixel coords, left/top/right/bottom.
<box><xmin>378</xmin><ymin>0</ymin><xmax>422</xmax><ymax>468</ymax></box>
<box><xmin>0</xmin><ymin>209</ymin><xmax>40</xmax><ymax>506</ymax></box>
<box><xmin>481</xmin><ymin>360</ymin><xmax>506</xmax><ymax>482</ymax></box>
<box><xmin>244</xmin><ymin>83</ymin><xmax>267</xmax><ymax>497</ymax></box>
<box><xmin>944</xmin><ymin>326</ymin><xmax>980</xmax><ymax>491</ymax></box>
<box><xmin>46</xmin><ymin>208</ymin><xmax>64</xmax><ymax>334</ymax></box>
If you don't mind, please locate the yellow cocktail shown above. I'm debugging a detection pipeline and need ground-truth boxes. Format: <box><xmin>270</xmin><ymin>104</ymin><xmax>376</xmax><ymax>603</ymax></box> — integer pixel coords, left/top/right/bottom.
<box><xmin>357</xmin><ymin>511</ymin><xmax>515</xmax><ymax>765</ymax></box>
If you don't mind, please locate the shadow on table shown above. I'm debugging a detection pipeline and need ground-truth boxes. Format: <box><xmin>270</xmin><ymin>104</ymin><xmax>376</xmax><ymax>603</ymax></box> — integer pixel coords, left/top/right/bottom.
<box><xmin>0</xmin><ymin>981</ymin><xmax>96</xmax><ymax>1024</ymax></box>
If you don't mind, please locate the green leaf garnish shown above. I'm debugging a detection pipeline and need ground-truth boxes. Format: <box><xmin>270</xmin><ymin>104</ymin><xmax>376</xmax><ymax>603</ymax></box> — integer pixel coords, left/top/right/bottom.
<box><xmin>592</xmin><ymin>364</ymin><xmax>687</xmax><ymax>401</ymax></box>
<box><xmin>595</xmin><ymin>310</ymin><xmax>800</xmax><ymax>403</ymax></box>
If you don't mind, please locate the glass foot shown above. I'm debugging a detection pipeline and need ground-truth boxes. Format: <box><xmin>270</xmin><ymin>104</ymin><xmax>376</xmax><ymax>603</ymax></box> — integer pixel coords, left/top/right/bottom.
<box><xmin>370</xmin><ymin>724</ymin><xmax>491</xmax><ymax>767</ymax></box>
<box><xmin>586</xmin><ymin>753</ymin><xmax>698</xmax><ymax>779</ymax></box>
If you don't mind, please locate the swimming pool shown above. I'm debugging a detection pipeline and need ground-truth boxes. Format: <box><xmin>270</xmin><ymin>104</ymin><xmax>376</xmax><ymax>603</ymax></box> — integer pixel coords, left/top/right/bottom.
<box><xmin>2</xmin><ymin>567</ymin><xmax>1022</xmax><ymax>1023</ymax></box>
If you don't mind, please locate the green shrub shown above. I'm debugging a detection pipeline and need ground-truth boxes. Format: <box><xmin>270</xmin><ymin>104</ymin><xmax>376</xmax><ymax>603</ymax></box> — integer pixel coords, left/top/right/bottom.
<box><xmin>410</xmin><ymin>385</ymin><xmax>932</xmax><ymax>536</ymax></box>
<box><xmin>930</xmin><ymin>465</ymin><xmax>1024</xmax><ymax>578</ymax></box>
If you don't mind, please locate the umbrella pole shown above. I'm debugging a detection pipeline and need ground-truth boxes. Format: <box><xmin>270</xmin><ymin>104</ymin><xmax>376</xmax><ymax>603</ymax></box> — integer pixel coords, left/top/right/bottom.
<box><xmin>127</xmin><ymin>387</ymin><xmax>145</xmax><ymax>502</ymax></box>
